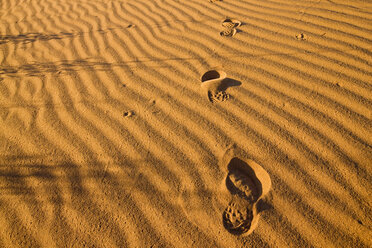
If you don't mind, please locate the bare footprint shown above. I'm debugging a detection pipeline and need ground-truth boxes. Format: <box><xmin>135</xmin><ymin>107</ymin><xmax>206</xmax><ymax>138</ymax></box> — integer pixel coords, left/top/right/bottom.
<box><xmin>222</xmin><ymin>18</ymin><xmax>241</xmax><ymax>29</ymax></box>
<box><xmin>222</xmin><ymin>157</ymin><xmax>272</xmax><ymax>235</ymax></box>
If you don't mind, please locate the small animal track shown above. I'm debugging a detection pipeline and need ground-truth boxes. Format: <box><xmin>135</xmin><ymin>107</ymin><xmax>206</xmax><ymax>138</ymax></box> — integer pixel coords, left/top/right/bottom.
<box><xmin>222</xmin><ymin>157</ymin><xmax>271</xmax><ymax>235</ymax></box>
<box><xmin>123</xmin><ymin>111</ymin><xmax>135</xmax><ymax>117</ymax></box>
<box><xmin>296</xmin><ymin>33</ymin><xmax>307</xmax><ymax>40</ymax></box>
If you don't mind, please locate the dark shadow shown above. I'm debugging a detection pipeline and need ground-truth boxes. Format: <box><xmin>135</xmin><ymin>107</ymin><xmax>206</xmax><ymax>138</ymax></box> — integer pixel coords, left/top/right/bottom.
<box><xmin>256</xmin><ymin>199</ymin><xmax>273</xmax><ymax>213</ymax></box>
<box><xmin>219</xmin><ymin>78</ymin><xmax>242</xmax><ymax>92</ymax></box>
<box><xmin>201</xmin><ymin>70</ymin><xmax>223</xmax><ymax>82</ymax></box>
<box><xmin>0</xmin><ymin>32</ymin><xmax>76</xmax><ymax>45</ymax></box>
<box><xmin>225</xmin><ymin>157</ymin><xmax>262</xmax><ymax>199</ymax></box>
<box><xmin>0</xmin><ymin>161</ymin><xmax>86</xmax><ymax>197</ymax></box>
<box><xmin>1</xmin><ymin>56</ymin><xmax>215</xmax><ymax>77</ymax></box>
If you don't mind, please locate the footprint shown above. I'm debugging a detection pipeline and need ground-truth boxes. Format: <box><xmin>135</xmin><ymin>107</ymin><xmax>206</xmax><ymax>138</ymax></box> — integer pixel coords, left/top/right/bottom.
<box><xmin>223</xmin><ymin>195</ymin><xmax>254</xmax><ymax>234</ymax></box>
<box><xmin>220</xmin><ymin>28</ymin><xmax>237</xmax><ymax>37</ymax></box>
<box><xmin>222</xmin><ymin>18</ymin><xmax>241</xmax><ymax>29</ymax></box>
<box><xmin>208</xmin><ymin>91</ymin><xmax>229</xmax><ymax>103</ymax></box>
<box><xmin>201</xmin><ymin>70</ymin><xmax>229</xmax><ymax>103</ymax></box>
<box><xmin>222</xmin><ymin>157</ymin><xmax>272</xmax><ymax>235</ymax></box>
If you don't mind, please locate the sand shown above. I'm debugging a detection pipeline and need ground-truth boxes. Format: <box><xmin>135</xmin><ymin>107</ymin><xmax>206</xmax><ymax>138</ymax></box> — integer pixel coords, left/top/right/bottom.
<box><xmin>0</xmin><ymin>0</ymin><xmax>371</xmax><ymax>247</ymax></box>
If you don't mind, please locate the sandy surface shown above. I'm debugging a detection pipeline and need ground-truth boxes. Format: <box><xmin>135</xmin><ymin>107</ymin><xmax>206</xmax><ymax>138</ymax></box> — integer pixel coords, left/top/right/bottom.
<box><xmin>1</xmin><ymin>0</ymin><xmax>371</xmax><ymax>247</ymax></box>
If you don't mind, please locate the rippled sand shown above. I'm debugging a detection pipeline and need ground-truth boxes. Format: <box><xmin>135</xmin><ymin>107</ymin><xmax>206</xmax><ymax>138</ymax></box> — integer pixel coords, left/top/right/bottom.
<box><xmin>0</xmin><ymin>0</ymin><xmax>371</xmax><ymax>247</ymax></box>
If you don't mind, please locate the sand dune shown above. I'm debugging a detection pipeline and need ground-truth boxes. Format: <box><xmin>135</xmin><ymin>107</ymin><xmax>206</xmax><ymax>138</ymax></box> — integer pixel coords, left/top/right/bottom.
<box><xmin>1</xmin><ymin>0</ymin><xmax>371</xmax><ymax>247</ymax></box>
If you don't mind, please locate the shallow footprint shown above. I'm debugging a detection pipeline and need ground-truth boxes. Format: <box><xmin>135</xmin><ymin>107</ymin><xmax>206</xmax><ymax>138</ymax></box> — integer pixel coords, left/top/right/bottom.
<box><xmin>220</xmin><ymin>28</ymin><xmax>237</xmax><ymax>37</ymax></box>
<box><xmin>222</xmin><ymin>18</ymin><xmax>241</xmax><ymax>29</ymax></box>
<box><xmin>222</xmin><ymin>157</ymin><xmax>271</xmax><ymax>235</ymax></box>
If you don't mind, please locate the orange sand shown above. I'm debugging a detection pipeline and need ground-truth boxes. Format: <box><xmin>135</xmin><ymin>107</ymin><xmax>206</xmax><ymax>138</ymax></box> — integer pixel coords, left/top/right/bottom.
<box><xmin>0</xmin><ymin>0</ymin><xmax>371</xmax><ymax>247</ymax></box>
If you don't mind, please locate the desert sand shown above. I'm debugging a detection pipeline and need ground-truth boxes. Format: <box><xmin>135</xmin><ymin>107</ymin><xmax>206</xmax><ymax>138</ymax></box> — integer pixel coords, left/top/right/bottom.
<box><xmin>0</xmin><ymin>0</ymin><xmax>371</xmax><ymax>247</ymax></box>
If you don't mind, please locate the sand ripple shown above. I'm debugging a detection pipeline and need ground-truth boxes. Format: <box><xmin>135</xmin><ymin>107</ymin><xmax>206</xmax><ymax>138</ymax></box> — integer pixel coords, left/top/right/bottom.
<box><xmin>1</xmin><ymin>0</ymin><xmax>371</xmax><ymax>247</ymax></box>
